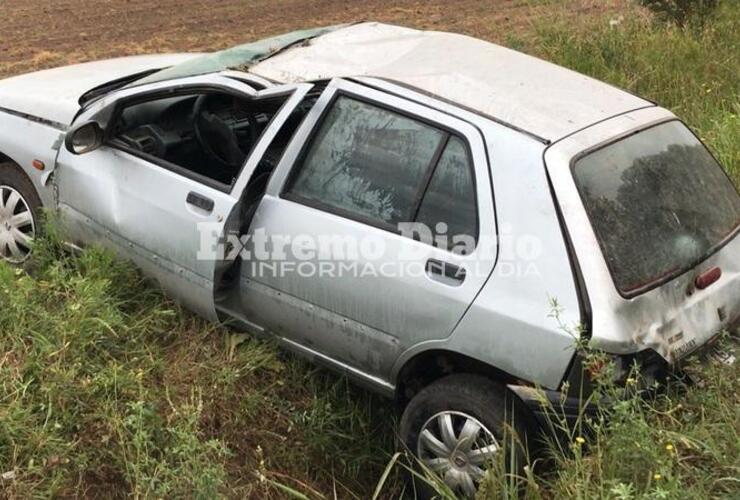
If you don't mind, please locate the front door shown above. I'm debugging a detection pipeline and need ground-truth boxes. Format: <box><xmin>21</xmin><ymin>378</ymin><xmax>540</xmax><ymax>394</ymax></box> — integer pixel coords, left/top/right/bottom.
<box><xmin>55</xmin><ymin>75</ymin><xmax>312</xmax><ymax>320</ymax></box>
<box><xmin>237</xmin><ymin>79</ymin><xmax>497</xmax><ymax>382</ymax></box>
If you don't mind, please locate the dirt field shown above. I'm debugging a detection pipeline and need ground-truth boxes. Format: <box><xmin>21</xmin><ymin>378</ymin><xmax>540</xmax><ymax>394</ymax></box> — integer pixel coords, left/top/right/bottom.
<box><xmin>0</xmin><ymin>0</ymin><xmax>628</xmax><ymax>78</ymax></box>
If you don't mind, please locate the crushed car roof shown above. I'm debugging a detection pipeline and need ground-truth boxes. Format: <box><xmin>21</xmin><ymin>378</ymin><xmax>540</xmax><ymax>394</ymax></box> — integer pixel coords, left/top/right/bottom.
<box><xmin>250</xmin><ymin>22</ymin><xmax>653</xmax><ymax>142</ymax></box>
<box><xmin>133</xmin><ymin>25</ymin><xmax>342</xmax><ymax>87</ymax></box>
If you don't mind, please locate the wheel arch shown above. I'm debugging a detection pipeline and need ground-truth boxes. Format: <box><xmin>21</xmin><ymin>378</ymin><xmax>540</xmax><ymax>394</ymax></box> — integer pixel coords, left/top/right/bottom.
<box><xmin>0</xmin><ymin>108</ymin><xmax>66</xmax><ymax>209</ymax></box>
<box><xmin>0</xmin><ymin>144</ymin><xmax>56</xmax><ymax>210</ymax></box>
<box><xmin>0</xmin><ymin>152</ymin><xmax>43</xmax><ymax>199</ymax></box>
<box><xmin>394</xmin><ymin>349</ymin><xmax>523</xmax><ymax>407</ymax></box>
<box><xmin>0</xmin><ymin>151</ymin><xmax>13</xmax><ymax>164</ymax></box>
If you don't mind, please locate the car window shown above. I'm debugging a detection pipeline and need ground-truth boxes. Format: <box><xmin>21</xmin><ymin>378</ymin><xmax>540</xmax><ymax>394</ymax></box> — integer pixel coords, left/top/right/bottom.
<box><xmin>573</xmin><ymin>120</ymin><xmax>740</xmax><ymax>294</ymax></box>
<box><xmin>286</xmin><ymin>96</ymin><xmax>445</xmax><ymax>226</ymax></box>
<box><xmin>415</xmin><ymin>136</ymin><xmax>478</xmax><ymax>250</ymax></box>
<box><xmin>109</xmin><ymin>92</ymin><xmax>287</xmax><ymax>187</ymax></box>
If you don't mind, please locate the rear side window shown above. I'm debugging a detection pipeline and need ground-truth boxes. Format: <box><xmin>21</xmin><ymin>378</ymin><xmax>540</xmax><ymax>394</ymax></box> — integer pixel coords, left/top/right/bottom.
<box><xmin>285</xmin><ymin>95</ymin><xmax>478</xmax><ymax>248</ymax></box>
<box><xmin>573</xmin><ymin>121</ymin><xmax>740</xmax><ymax>295</ymax></box>
<box><xmin>415</xmin><ymin>137</ymin><xmax>478</xmax><ymax>250</ymax></box>
<box><xmin>287</xmin><ymin>96</ymin><xmax>444</xmax><ymax>226</ymax></box>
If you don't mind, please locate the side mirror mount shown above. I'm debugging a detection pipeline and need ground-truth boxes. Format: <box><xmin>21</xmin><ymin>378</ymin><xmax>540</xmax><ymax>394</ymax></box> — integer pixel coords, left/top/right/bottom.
<box><xmin>65</xmin><ymin>121</ymin><xmax>104</xmax><ymax>155</ymax></box>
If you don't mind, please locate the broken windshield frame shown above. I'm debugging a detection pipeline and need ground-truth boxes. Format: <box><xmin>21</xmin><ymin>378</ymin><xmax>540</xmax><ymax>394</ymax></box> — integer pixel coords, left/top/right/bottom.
<box><xmin>124</xmin><ymin>25</ymin><xmax>344</xmax><ymax>90</ymax></box>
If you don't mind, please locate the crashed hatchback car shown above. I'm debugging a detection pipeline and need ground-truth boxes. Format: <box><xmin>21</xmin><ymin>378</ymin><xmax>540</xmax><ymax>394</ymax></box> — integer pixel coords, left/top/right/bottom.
<box><xmin>1</xmin><ymin>23</ymin><xmax>738</xmax><ymax>497</ymax></box>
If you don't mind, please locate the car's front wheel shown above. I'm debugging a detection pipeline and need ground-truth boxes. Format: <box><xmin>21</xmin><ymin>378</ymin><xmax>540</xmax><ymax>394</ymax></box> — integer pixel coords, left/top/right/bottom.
<box><xmin>399</xmin><ymin>374</ymin><xmax>530</xmax><ymax>498</ymax></box>
<box><xmin>0</xmin><ymin>163</ymin><xmax>41</xmax><ymax>264</ymax></box>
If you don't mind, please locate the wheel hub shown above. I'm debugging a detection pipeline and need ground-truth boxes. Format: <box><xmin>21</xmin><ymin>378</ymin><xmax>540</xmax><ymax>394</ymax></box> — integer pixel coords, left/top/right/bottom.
<box><xmin>0</xmin><ymin>185</ymin><xmax>35</xmax><ymax>264</ymax></box>
<box><xmin>417</xmin><ymin>410</ymin><xmax>499</xmax><ymax>498</ymax></box>
<box><xmin>452</xmin><ymin>452</ymin><xmax>468</xmax><ymax>469</ymax></box>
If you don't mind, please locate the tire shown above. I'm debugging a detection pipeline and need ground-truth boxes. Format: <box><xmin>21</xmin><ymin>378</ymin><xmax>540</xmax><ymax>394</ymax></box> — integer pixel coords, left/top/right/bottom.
<box><xmin>399</xmin><ymin>374</ymin><xmax>531</xmax><ymax>499</ymax></box>
<box><xmin>0</xmin><ymin>162</ymin><xmax>43</xmax><ymax>264</ymax></box>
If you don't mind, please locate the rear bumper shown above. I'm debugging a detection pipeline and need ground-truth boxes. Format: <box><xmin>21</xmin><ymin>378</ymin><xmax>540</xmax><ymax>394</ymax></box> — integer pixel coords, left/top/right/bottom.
<box><xmin>510</xmin><ymin>323</ymin><xmax>738</xmax><ymax>438</ymax></box>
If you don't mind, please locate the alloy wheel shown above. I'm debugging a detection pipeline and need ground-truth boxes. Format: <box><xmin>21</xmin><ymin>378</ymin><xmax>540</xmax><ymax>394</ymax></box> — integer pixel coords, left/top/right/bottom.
<box><xmin>0</xmin><ymin>185</ymin><xmax>35</xmax><ymax>263</ymax></box>
<box><xmin>417</xmin><ymin>410</ymin><xmax>499</xmax><ymax>497</ymax></box>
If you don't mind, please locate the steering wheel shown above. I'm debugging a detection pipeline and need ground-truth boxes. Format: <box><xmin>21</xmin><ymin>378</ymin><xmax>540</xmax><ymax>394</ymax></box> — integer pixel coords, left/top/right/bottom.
<box><xmin>192</xmin><ymin>94</ymin><xmax>256</xmax><ymax>169</ymax></box>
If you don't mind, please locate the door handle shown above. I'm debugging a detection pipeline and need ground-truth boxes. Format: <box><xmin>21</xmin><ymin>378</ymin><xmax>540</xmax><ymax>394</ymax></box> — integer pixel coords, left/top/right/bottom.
<box><xmin>186</xmin><ymin>191</ymin><xmax>214</xmax><ymax>213</ymax></box>
<box><xmin>426</xmin><ymin>258</ymin><xmax>466</xmax><ymax>285</ymax></box>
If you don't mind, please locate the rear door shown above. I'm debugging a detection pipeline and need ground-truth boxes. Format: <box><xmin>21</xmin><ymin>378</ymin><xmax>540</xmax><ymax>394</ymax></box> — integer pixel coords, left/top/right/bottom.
<box><xmin>236</xmin><ymin>79</ymin><xmax>496</xmax><ymax>381</ymax></box>
<box><xmin>55</xmin><ymin>75</ymin><xmax>312</xmax><ymax>320</ymax></box>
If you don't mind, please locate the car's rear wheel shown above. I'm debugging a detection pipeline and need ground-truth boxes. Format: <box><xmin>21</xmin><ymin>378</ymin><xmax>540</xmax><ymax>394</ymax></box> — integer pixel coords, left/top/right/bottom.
<box><xmin>399</xmin><ymin>374</ymin><xmax>529</xmax><ymax>498</ymax></box>
<box><xmin>0</xmin><ymin>163</ymin><xmax>41</xmax><ymax>264</ymax></box>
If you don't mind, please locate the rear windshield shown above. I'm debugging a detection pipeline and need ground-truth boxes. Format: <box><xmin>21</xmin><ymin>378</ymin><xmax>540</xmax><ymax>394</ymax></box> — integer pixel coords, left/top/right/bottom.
<box><xmin>573</xmin><ymin>121</ymin><xmax>740</xmax><ymax>295</ymax></box>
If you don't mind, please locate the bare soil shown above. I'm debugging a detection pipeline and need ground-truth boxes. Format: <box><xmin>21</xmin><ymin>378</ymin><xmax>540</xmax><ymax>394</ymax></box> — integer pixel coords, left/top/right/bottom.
<box><xmin>0</xmin><ymin>0</ymin><xmax>628</xmax><ymax>78</ymax></box>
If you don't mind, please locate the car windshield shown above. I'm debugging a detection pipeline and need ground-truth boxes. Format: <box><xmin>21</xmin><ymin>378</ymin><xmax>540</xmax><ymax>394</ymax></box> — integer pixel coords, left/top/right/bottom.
<box><xmin>573</xmin><ymin>120</ymin><xmax>740</xmax><ymax>295</ymax></box>
<box><xmin>129</xmin><ymin>25</ymin><xmax>343</xmax><ymax>88</ymax></box>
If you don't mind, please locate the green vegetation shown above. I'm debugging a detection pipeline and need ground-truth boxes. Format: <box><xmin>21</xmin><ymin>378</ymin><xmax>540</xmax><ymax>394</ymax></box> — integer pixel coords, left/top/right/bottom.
<box><xmin>538</xmin><ymin>343</ymin><xmax>739</xmax><ymax>500</ymax></box>
<box><xmin>1</xmin><ymin>2</ymin><xmax>739</xmax><ymax>498</ymax></box>
<box><xmin>637</xmin><ymin>0</ymin><xmax>719</xmax><ymax>28</ymax></box>
<box><xmin>530</xmin><ymin>0</ymin><xmax>738</xmax><ymax>185</ymax></box>
<box><xmin>0</xmin><ymin>231</ymin><xmax>395</xmax><ymax>497</ymax></box>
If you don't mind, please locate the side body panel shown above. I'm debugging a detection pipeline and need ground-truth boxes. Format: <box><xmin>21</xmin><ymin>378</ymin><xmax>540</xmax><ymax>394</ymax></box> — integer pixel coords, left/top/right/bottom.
<box><xmin>234</xmin><ymin>79</ymin><xmax>497</xmax><ymax>386</ymax></box>
<box><xmin>545</xmin><ymin>106</ymin><xmax>740</xmax><ymax>361</ymax></box>
<box><xmin>357</xmin><ymin>78</ymin><xmax>582</xmax><ymax>391</ymax></box>
<box><xmin>0</xmin><ymin>110</ymin><xmax>64</xmax><ymax>208</ymax></box>
<box><xmin>56</xmin><ymin>144</ymin><xmax>235</xmax><ymax>320</ymax></box>
<box><xmin>391</xmin><ymin>121</ymin><xmax>582</xmax><ymax>390</ymax></box>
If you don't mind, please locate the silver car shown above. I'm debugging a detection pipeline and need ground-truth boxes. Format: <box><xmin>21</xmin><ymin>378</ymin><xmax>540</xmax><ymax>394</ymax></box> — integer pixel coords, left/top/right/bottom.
<box><xmin>1</xmin><ymin>23</ymin><xmax>738</xmax><ymax>497</ymax></box>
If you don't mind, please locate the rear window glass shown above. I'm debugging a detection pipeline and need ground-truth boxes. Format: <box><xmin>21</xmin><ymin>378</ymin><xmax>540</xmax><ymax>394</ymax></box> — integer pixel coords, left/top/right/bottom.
<box><xmin>573</xmin><ymin>121</ymin><xmax>740</xmax><ymax>294</ymax></box>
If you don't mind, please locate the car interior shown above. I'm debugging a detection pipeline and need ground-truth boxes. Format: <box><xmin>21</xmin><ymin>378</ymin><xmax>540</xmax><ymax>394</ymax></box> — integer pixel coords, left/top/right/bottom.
<box><xmin>109</xmin><ymin>90</ymin><xmax>312</xmax><ymax>187</ymax></box>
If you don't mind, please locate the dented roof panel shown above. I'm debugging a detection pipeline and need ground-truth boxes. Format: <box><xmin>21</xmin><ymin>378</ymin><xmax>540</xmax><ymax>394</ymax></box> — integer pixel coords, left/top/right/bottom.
<box><xmin>250</xmin><ymin>22</ymin><xmax>653</xmax><ymax>141</ymax></box>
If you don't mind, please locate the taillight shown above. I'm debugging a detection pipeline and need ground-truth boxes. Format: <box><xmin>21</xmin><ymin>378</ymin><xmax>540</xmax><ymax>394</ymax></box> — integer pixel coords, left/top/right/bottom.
<box><xmin>695</xmin><ymin>266</ymin><xmax>721</xmax><ymax>290</ymax></box>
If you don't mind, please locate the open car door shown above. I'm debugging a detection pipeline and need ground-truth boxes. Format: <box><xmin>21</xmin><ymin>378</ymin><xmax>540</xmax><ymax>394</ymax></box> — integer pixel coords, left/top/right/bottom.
<box><xmin>54</xmin><ymin>74</ymin><xmax>313</xmax><ymax>320</ymax></box>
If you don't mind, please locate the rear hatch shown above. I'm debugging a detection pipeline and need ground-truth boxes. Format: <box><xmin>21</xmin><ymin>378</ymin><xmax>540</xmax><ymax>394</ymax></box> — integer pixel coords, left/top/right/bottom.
<box><xmin>545</xmin><ymin>107</ymin><xmax>740</xmax><ymax>362</ymax></box>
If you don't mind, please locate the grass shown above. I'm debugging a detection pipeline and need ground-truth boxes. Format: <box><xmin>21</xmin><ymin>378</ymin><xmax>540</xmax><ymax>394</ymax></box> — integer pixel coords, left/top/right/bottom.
<box><xmin>0</xmin><ymin>231</ymin><xmax>396</xmax><ymax>497</ymax></box>
<box><xmin>524</xmin><ymin>335</ymin><xmax>739</xmax><ymax>500</ymax></box>
<box><xmin>529</xmin><ymin>0</ymin><xmax>739</xmax><ymax>185</ymax></box>
<box><xmin>1</xmin><ymin>2</ymin><xmax>739</xmax><ymax>498</ymax></box>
